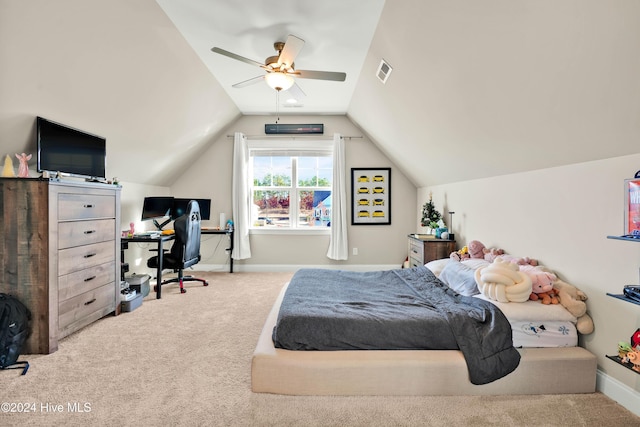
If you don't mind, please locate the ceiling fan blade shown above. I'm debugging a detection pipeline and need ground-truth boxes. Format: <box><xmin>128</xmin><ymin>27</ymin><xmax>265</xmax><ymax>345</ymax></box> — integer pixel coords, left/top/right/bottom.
<box><xmin>277</xmin><ymin>35</ymin><xmax>305</xmax><ymax>68</ymax></box>
<box><xmin>283</xmin><ymin>82</ymin><xmax>307</xmax><ymax>104</ymax></box>
<box><xmin>295</xmin><ymin>69</ymin><xmax>346</xmax><ymax>82</ymax></box>
<box><xmin>232</xmin><ymin>75</ymin><xmax>265</xmax><ymax>88</ymax></box>
<box><xmin>211</xmin><ymin>47</ymin><xmax>265</xmax><ymax>68</ymax></box>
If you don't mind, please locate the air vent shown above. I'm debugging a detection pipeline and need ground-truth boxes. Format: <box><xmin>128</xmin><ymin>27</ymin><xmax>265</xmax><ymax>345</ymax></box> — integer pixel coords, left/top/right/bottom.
<box><xmin>376</xmin><ymin>59</ymin><xmax>392</xmax><ymax>84</ymax></box>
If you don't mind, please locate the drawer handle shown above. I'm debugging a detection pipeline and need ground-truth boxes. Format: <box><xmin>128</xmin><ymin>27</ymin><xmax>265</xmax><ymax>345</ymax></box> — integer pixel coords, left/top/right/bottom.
<box><xmin>84</xmin><ymin>276</ymin><xmax>96</xmax><ymax>282</ymax></box>
<box><xmin>83</xmin><ymin>253</ymin><xmax>97</xmax><ymax>259</ymax></box>
<box><xmin>83</xmin><ymin>204</ymin><xmax>95</xmax><ymax>208</ymax></box>
<box><xmin>84</xmin><ymin>230</ymin><xmax>96</xmax><ymax>234</ymax></box>
<box><xmin>84</xmin><ymin>298</ymin><xmax>96</xmax><ymax>306</ymax></box>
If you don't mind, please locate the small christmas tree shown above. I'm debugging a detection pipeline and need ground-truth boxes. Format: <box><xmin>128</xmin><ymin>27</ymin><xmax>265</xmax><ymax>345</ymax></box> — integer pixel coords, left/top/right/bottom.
<box><xmin>421</xmin><ymin>192</ymin><xmax>442</xmax><ymax>228</ymax></box>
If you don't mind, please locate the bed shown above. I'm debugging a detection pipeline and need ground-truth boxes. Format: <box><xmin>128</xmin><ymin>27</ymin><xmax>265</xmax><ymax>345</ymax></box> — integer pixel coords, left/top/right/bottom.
<box><xmin>252</xmin><ymin>262</ymin><xmax>597</xmax><ymax>396</ymax></box>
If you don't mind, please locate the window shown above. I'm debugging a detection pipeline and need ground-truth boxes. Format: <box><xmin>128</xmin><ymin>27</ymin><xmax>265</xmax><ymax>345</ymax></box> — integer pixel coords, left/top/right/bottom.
<box><xmin>248</xmin><ymin>140</ymin><xmax>333</xmax><ymax>231</ymax></box>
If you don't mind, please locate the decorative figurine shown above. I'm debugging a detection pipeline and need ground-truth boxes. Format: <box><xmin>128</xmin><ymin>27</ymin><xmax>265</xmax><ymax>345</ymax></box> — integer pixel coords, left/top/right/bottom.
<box><xmin>2</xmin><ymin>154</ymin><xmax>16</xmax><ymax>177</ymax></box>
<box><xmin>15</xmin><ymin>153</ymin><xmax>32</xmax><ymax>177</ymax></box>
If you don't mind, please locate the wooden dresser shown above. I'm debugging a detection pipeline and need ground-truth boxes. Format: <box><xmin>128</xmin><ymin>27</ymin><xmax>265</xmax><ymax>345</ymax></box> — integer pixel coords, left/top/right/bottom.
<box><xmin>0</xmin><ymin>178</ymin><xmax>121</xmax><ymax>354</ymax></box>
<box><xmin>407</xmin><ymin>234</ymin><xmax>456</xmax><ymax>267</ymax></box>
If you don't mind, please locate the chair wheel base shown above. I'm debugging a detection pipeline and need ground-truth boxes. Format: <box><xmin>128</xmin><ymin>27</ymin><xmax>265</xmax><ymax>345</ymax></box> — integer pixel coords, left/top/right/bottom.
<box><xmin>204</xmin><ymin>282</ymin><xmax>209</xmax><ymax>286</ymax></box>
<box><xmin>180</xmin><ymin>288</ymin><xmax>187</xmax><ymax>294</ymax></box>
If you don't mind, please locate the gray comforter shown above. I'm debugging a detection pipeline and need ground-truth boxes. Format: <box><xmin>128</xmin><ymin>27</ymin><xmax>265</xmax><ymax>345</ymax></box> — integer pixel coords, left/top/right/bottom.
<box><xmin>272</xmin><ymin>266</ymin><xmax>520</xmax><ymax>385</ymax></box>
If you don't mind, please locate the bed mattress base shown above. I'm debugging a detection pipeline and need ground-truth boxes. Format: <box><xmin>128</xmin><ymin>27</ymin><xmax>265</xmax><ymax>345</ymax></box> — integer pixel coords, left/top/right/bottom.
<box><xmin>251</xmin><ymin>283</ymin><xmax>597</xmax><ymax>396</ymax></box>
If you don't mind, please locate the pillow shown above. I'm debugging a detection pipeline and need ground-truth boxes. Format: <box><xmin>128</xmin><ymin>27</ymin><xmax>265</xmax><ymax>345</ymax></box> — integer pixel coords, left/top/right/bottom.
<box><xmin>439</xmin><ymin>261</ymin><xmax>480</xmax><ymax>296</ymax></box>
<box><xmin>460</xmin><ymin>259</ymin><xmax>490</xmax><ymax>270</ymax></box>
<box><xmin>424</xmin><ymin>258</ymin><xmax>450</xmax><ymax>277</ymax></box>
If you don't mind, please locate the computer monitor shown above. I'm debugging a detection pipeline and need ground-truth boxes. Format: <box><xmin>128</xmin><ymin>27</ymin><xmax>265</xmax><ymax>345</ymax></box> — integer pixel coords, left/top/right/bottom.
<box><xmin>172</xmin><ymin>198</ymin><xmax>211</xmax><ymax>221</ymax></box>
<box><xmin>141</xmin><ymin>196</ymin><xmax>174</xmax><ymax>230</ymax></box>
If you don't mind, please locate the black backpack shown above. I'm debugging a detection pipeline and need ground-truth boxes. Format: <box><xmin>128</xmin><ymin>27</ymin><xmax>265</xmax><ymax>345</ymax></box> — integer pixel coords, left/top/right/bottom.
<box><xmin>0</xmin><ymin>293</ymin><xmax>31</xmax><ymax>375</ymax></box>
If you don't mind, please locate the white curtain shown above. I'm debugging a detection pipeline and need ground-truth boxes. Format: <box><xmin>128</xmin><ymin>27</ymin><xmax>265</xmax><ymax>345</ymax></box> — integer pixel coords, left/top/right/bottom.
<box><xmin>232</xmin><ymin>132</ymin><xmax>251</xmax><ymax>259</ymax></box>
<box><xmin>327</xmin><ymin>133</ymin><xmax>348</xmax><ymax>260</ymax></box>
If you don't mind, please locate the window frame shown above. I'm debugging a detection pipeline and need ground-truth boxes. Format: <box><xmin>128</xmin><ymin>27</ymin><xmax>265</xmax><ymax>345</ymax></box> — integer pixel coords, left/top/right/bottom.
<box><xmin>247</xmin><ymin>139</ymin><xmax>333</xmax><ymax>235</ymax></box>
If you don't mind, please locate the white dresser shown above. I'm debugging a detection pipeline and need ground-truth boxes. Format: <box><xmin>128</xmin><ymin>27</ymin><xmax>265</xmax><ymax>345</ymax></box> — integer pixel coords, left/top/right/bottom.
<box><xmin>0</xmin><ymin>178</ymin><xmax>121</xmax><ymax>354</ymax></box>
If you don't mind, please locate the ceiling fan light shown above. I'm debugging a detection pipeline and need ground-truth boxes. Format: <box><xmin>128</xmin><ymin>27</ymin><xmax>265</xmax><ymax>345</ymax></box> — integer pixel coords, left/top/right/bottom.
<box><xmin>265</xmin><ymin>72</ymin><xmax>294</xmax><ymax>91</ymax></box>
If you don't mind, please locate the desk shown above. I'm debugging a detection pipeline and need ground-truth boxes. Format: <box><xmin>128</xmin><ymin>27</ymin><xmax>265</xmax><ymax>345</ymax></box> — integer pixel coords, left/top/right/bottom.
<box><xmin>121</xmin><ymin>228</ymin><xmax>234</xmax><ymax>299</ymax></box>
<box><xmin>201</xmin><ymin>228</ymin><xmax>234</xmax><ymax>274</ymax></box>
<box><xmin>121</xmin><ymin>234</ymin><xmax>174</xmax><ymax>299</ymax></box>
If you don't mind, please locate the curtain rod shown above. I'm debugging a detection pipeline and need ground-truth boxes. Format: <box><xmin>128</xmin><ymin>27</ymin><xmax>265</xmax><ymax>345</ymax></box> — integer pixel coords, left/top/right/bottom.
<box><xmin>226</xmin><ymin>134</ymin><xmax>362</xmax><ymax>140</ymax></box>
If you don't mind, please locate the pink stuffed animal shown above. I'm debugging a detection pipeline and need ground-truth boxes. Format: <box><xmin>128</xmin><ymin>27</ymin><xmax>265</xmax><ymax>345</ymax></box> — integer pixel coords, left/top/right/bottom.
<box><xmin>499</xmin><ymin>254</ymin><xmax>539</xmax><ymax>266</ymax></box>
<box><xmin>520</xmin><ymin>265</ymin><xmax>558</xmax><ymax>303</ymax></box>
<box><xmin>467</xmin><ymin>240</ymin><xmax>486</xmax><ymax>259</ymax></box>
<box><xmin>483</xmin><ymin>247</ymin><xmax>504</xmax><ymax>262</ymax></box>
<box><xmin>15</xmin><ymin>153</ymin><xmax>31</xmax><ymax>178</ymax></box>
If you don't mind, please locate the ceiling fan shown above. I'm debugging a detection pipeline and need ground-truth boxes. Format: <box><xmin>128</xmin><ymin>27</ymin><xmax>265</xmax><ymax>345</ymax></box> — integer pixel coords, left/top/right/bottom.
<box><xmin>211</xmin><ymin>34</ymin><xmax>346</xmax><ymax>101</ymax></box>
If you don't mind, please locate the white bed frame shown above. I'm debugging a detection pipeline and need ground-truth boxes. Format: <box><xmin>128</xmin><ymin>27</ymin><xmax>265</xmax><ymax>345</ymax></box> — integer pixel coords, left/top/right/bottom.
<box><xmin>252</xmin><ymin>282</ymin><xmax>597</xmax><ymax>396</ymax></box>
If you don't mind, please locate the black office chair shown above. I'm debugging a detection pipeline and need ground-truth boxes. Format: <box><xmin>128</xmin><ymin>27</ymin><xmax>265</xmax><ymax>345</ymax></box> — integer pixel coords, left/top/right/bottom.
<box><xmin>147</xmin><ymin>200</ymin><xmax>208</xmax><ymax>294</ymax></box>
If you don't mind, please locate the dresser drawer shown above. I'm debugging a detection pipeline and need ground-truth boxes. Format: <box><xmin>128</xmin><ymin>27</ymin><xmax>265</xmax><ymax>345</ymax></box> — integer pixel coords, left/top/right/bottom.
<box><xmin>58</xmin><ymin>219</ymin><xmax>115</xmax><ymax>249</ymax></box>
<box><xmin>409</xmin><ymin>240</ymin><xmax>424</xmax><ymax>260</ymax></box>
<box><xmin>408</xmin><ymin>235</ymin><xmax>456</xmax><ymax>266</ymax></box>
<box><xmin>58</xmin><ymin>241</ymin><xmax>115</xmax><ymax>276</ymax></box>
<box><xmin>58</xmin><ymin>283</ymin><xmax>115</xmax><ymax>332</ymax></box>
<box><xmin>58</xmin><ymin>261</ymin><xmax>116</xmax><ymax>302</ymax></box>
<box><xmin>58</xmin><ymin>193</ymin><xmax>115</xmax><ymax>221</ymax></box>
<box><xmin>409</xmin><ymin>256</ymin><xmax>423</xmax><ymax>268</ymax></box>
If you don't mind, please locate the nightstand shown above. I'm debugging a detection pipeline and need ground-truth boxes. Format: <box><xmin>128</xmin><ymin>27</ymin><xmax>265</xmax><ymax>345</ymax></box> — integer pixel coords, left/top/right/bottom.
<box><xmin>408</xmin><ymin>234</ymin><xmax>456</xmax><ymax>267</ymax></box>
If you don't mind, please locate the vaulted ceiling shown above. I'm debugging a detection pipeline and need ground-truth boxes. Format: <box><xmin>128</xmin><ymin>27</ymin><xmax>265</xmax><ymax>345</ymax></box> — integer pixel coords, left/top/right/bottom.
<box><xmin>1</xmin><ymin>1</ymin><xmax>639</xmax><ymax>188</ymax></box>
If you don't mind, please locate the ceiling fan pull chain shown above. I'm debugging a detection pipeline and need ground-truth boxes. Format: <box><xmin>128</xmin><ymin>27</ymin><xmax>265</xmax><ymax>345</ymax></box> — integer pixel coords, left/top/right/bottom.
<box><xmin>275</xmin><ymin>90</ymin><xmax>280</xmax><ymax>123</ymax></box>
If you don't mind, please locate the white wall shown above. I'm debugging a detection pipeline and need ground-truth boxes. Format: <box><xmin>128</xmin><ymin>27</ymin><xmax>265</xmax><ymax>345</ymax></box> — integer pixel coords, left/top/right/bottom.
<box><xmin>421</xmin><ymin>153</ymin><xmax>640</xmax><ymax>395</ymax></box>
<box><xmin>118</xmin><ymin>114</ymin><xmax>418</xmax><ymax>273</ymax></box>
<box><xmin>169</xmin><ymin>114</ymin><xmax>418</xmax><ymax>270</ymax></box>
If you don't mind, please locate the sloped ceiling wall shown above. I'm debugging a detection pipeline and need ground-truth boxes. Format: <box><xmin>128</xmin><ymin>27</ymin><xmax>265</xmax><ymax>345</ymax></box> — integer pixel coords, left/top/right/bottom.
<box><xmin>0</xmin><ymin>0</ymin><xmax>239</xmax><ymax>186</ymax></box>
<box><xmin>348</xmin><ymin>0</ymin><xmax>640</xmax><ymax>187</ymax></box>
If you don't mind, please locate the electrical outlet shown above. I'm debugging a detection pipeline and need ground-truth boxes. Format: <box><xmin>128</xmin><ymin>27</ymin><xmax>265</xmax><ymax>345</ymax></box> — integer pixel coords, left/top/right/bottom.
<box><xmin>352</xmin><ymin>247</ymin><xmax>358</xmax><ymax>256</ymax></box>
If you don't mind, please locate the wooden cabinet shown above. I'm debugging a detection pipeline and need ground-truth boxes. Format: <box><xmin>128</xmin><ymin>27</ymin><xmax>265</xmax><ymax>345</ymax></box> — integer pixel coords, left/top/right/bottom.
<box><xmin>408</xmin><ymin>234</ymin><xmax>456</xmax><ymax>267</ymax></box>
<box><xmin>0</xmin><ymin>178</ymin><xmax>121</xmax><ymax>354</ymax></box>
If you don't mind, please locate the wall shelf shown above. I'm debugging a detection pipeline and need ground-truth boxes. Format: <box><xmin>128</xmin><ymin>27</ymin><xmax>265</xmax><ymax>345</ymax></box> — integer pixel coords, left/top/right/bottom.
<box><xmin>607</xmin><ymin>235</ymin><xmax>640</xmax><ymax>242</ymax></box>
<box><xmin>606</xmin><ymin>355</ymin><xmax>640</xmax><ymax>375</ymax></box>
<box><xmin>606</xmin><ymin>293</ymin><xmax>640</xmax><ymax>306</ymax></box>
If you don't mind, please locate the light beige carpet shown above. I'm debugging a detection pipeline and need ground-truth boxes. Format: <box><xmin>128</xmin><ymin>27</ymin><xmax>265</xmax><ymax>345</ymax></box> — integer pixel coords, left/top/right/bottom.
<box><xmin>1</xmin><ymin>271</ymin><xmax>638</xmax><ymax>427</ymax></box>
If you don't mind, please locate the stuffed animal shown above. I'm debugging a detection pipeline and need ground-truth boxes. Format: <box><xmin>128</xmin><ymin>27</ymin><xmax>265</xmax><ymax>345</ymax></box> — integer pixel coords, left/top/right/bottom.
<box><xmin>518</xmin><ymin>265</ymin><xmax>558</xmax><ymax>304</ymax></box>
<box><xmin>474</xmin><ymin>258</ymin><xmax>532</xmax><ymax>303</ymax></box>
<box><xmin>483</xmin><ymin>247</ymin><xmax>505</xmax><ymax>262</ymax></box>
<box><xmin>530</xmin><ymin>289</ymin><xmax>559</xmax><ymax>305</ymax></box>
<box><xmin>467</xmin><ymin>240</ymin><xmax>486</xmax><ymax>259</ymax></box>
<box><xmin>553</xmin><ymin>279</ymin><xmax>594</xmax><ymax>335</ymax></box>
<box><xmin>450</xmin><ymin>246</ymin><xmax>470</xmax><ymax>262</ymax></box>
<box><xmin>618</xmin><ymin>341</ymin><xmax>633</xmax><ymax>358</ymax></box>
<box><xmin>622</xmin><ymin>348</ymin><xmax>640</xmax><ymax>372</ymax></box>
<box><xmin>498</xmin><ymin>254</ymin><xmax>539</xmax><ymax>266</ymax></box>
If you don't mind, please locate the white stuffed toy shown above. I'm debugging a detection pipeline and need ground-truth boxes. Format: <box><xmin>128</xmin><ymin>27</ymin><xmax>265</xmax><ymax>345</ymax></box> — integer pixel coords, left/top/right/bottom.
<box><xmin>474</xmin><ymin>258</ymin><xmax>532</xmax><ymax>303</ymax></box>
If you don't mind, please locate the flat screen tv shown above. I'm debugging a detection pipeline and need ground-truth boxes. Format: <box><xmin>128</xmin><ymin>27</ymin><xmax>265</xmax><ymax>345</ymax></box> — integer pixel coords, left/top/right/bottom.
<box><xmin>172</xmin><ymin>198</ymin><xmax>211</xmax><ymax>220</ymax></box>
<box><xmin>37</xmin><ymin>116</ymin><xmax>107</xmax><ymax>180</ymax></box>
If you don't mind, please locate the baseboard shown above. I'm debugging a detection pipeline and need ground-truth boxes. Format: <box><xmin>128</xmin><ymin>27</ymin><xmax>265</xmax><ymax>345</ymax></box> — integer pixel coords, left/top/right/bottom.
<box><xmin>597</xmin><ymin>368</ymin><xmax>640</xmax><ymax>416</ymax></box>
<box><xmin>196</xmin><ymin>264</ymin><xmax>400</xmax><ymax>273</ymax></box>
